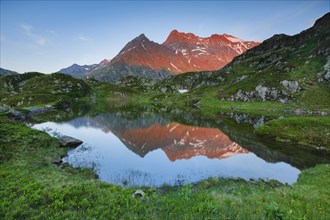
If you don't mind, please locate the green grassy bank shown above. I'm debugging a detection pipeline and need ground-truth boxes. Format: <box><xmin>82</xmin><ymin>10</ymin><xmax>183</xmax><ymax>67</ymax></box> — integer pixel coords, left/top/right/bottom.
<box><xmin>0</xmin><ymin>117</ymin><xmax>329</xmax><ymax>219</ymax></box>
<box><xmin>256</xmin><ymin>116</ymin><xmax>330</xmax><ymax>149</ymax></box>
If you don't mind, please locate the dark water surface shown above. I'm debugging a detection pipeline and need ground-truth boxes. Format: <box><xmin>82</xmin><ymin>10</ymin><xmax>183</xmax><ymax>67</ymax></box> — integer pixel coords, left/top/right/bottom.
<box><xmin>33</xmin><ymin>108</ymin><xmax>328</xmax><ymax>187</ymax></box>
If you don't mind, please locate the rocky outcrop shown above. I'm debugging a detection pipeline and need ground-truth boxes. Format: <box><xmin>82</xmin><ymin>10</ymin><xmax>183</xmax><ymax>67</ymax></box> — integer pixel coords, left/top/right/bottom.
<box><xmin>279</xmin><ymin>80</ymin><xmax>300</xmax><ymax>93</ymax></box>
<box><xmin>5</xmin><ymin>105</ymin><xmax>54</xmax><ymax>120</ymax></box>
<box><xmin>317</xmin><ymin>55</ymin><xmax>330</xmax><ymax>84</ymax></box>
<box><xmin>59</xmin><ymin>63</ymin><xmax>99</xmax><ymax>78</ymax></box>
<box><xmin>228</xmin><ymin>80</ymin><xmax>301</xmax><ymax>103</ymax></box>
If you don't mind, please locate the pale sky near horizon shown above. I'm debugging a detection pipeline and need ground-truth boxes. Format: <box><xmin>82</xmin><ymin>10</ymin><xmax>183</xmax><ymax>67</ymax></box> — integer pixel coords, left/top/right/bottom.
<box><xmin>0</xmin><ymin>0</ymin><xmax>329</xmax><ymax>73</ymax></box>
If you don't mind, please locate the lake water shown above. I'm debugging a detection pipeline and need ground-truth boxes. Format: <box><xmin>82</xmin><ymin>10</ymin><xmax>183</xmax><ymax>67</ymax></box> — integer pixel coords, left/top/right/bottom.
<box><xmin>33</xmin><ymin>109</ymin><xmax>326</xmax><ymax>187</ymax></box>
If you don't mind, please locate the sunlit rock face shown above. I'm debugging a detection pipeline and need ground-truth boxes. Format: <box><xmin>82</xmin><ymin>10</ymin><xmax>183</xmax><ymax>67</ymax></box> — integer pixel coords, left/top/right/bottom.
<box><xmin>113</xmin><ymin>122</ymin><xmax>250</xmax><ymax>160</ymax></box>
<box><xmin>162</xmin><ymin>30</ymin><xmax>260</xmax><ymax>73</ymax></box>
<box><xmin>86</xmin><ymin>30</ymin><xmax>260</xmax><ymax>82</ymax></box>
<box><xmin>108</xmin><ymin>30</ymin><xmax>260</xmax><ymax>74</ymax></box>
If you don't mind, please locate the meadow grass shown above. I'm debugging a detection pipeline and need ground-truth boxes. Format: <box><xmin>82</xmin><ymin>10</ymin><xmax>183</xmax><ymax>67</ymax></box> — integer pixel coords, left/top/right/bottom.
<box><xmin>1</xmin><ymin>117</ymin><xmax>329</xmax><ymax>219</ymax></box>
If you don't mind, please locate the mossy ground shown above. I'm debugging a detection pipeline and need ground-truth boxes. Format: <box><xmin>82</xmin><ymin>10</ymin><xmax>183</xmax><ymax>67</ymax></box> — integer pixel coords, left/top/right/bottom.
<box><xmin>255</xmin><ymin>116</ymin><xmax>330</xmax><ymax>148</ymax></box>
<box><xmin>0</xmin><ymin>117</ymin><xmax>329</xmax><ymax>219</ymax></box>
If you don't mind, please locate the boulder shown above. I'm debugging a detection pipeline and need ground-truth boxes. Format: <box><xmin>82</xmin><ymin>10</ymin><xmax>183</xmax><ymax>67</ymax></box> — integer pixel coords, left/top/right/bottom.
<box><xmin>59</xmin><ymin>135</ymin><xmax>83</xmax><ymax>147</ymax></box>
<box><xmin>324</xmin><ymin>71</ymin><xmax>330</xmax><ymax>81</ymax></box>
<box><xmin>280</xmin><ymin>80</ymin><xmax>300</xmax><ymax>93</ymax></box>
<box><xmin>255</xmin><ymin>84</ymin><xmax>269</xmax><ymax>101</ymax></box>
<box><xmin>132</xmin><ymin>190</ymin><xmax>146</xmax><ymax>200</ymax></box>
<box><xmin>322</xmin><ymin>55</ymin><xmax>330</xmax><ymax>81</ymax></box>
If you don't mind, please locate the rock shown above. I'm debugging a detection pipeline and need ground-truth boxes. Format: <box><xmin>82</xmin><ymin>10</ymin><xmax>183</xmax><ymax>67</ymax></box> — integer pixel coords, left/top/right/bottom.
<box><xmin>317</xmin><ymin>72</ymin><xmax>324</xmax><ymax>82</ymax></box>
<box><xmin>322</xmin><ymin>55</ymin><xmax>330</xmax><ymax>82</ymax></box>
<box><xmin>270</xmin><ymin>88</ymin><xmax>279</xmax><ymax>99</ymax></box>
<box><xmin>255</xmin><ymin>84</ymin><xmax>269</xmax><ymax>101</ymax></box>
<box><xmin>236</xmin><ymin>75</ymin><xmax>247</xmax><ymax>82</ymax></box>
<box><xmin>279</xmin><ymin>98</ymin><xmax>287</xmax><ymax>103</ymax></box>
<box><xmin>294</xmin><ymin>109</ymin><xmax>305</xmax><ymax>115</ymax></box>
<box><xmin>52</xmin><ymin>159</ymin><xmax>63</xmax><ymax>165</ymax></box>
<box><xmin>160</xmin><ymin>87</ymin><xmax>167</xmax><ymax>93</ymax></box>
<box><xmin>280</xmin><ymin>80</ymin><xmax>300</xmax><ymax>93</ymax></box>
<box><xmin>253</xmin><ymin>116</ymin><xmax>265</xmax><ymax>128</ymax></box>
<box><xmin>232</xmin><ymin>89</ymin><xmax>250</xmax><ymax>102</ymax></box>
<box><xmin>132</xmin><ymin>190</ymin><xmax>146</xmax><ymax>200</ymax></box>
<box><xmin>324</xmin><ymin>71</ymin><xmax>330</xmax><ymax>81</ymax></box>
<box><xmin>26</xmin><ymin>105</ymin><xmax>54</xmax><ymax>116</ymax></box>
<box><xmin>8</xmin><ymin>109</ymin><xmax>28</xmax><ymax>120</ymax></box>
<box><xmin>59</xmin><ymin>135</ymin><xmax>83</xmax><ymax>147</ymax></box>
<box><xmin>0</xmin><ymin>104</ymin><xmax>9</xmax><ymax>113</ymax></box>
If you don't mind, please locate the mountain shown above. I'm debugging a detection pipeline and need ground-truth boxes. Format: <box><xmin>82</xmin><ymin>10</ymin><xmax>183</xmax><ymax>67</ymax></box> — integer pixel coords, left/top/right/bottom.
<box><xmin>0</xmin><ymin>68</ymin><xmax>18</xmax><ymax>75</ymax></box>
<box><xmin>162</xmin><ymin>12</ymin><xmax>330</xmax><ymax>107</ymax></box>
<box><xmin>162</xmin><ymin>30</ymin><xmax>260</xmax><ymax>73</ymax></box>
<box><xmin>83</xmin><ymin>31</ymin><xmax>259</xmax><ymax>82</ymax></box>
<box><xmin>58</xmin><ymin>59</ymin><xmax>110</xmax><ymax>78</ymax></box>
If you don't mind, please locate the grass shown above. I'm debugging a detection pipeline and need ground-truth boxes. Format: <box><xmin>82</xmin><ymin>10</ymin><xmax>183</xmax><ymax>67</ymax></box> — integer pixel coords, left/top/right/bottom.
<box><xmin>0</xmin><ymin>72</ymin><xmax>90</xmax><ymax>108</ymax></box>
<box><xmin>256</xmin><ymin>116</ymin><xmax>330</xmax><ymax>148</ymax></box>
<box><xmin>1</xmin><ymin>116</ymin><xmax>329</xmax><ymax>219</ymax></box>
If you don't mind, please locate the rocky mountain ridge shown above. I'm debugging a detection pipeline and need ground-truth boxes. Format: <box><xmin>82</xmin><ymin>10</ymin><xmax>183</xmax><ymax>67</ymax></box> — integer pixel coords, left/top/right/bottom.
<box><xmin>58</xmin><ymin>59</ymin><xmax>110</xmax><ymax>78</ymax></box>
<box><xmin>0</xmin><ymin>68</ymin><xmax>18</xmax><ymax>75</ymax></box>
<box><xmin>158</xmin><ymin>12</ymin><xmax>330</xmax><ymax>106</ymax></box>
<box><xmin>60</xmin><ymin>30</ymin><xmax>259</xmax><ymax>82</ymax></box>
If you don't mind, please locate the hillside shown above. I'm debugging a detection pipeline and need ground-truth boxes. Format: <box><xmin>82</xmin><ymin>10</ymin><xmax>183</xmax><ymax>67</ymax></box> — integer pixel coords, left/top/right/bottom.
<box><xmin>0</xmin><ymin>72</ymin><xmax>90</xmax><ymax>107</ymax></box>
<box><xmin>0</xmin><ymin>68</ymin><xmax>18</xmax><ymax>75</ymax></box>
<box><xmin>160</xmin><ymin>13</ymin><xmax>330</xmax><ymax>110</ymax></box>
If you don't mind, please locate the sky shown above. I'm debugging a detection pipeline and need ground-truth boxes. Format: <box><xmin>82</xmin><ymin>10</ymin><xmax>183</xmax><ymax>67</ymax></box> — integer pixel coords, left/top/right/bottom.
<box><xmin>0</xmin><ymin>0</ymin><xmax>329</xmax><ymax>73</ymax></box>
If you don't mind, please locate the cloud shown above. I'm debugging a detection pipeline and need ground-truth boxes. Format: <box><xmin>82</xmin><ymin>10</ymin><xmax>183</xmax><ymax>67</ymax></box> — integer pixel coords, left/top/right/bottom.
<box><xmin>77</xmin><ymin>34</ymin><xmax>93</xmax><ymax>41</ymax></box>
<box><xmin>19</xmin><ymin>24</ymin><xmax>46</xmax><ymax>46</ymax></box>
<box><xmin>46</xmin><ymin>30</ymin><xmax>56</xmax><ymax>35</ymax></box>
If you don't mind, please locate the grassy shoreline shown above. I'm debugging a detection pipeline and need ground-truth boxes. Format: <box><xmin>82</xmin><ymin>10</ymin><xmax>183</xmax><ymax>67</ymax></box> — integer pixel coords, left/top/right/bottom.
<box><xmin>1</xmin><ymin>116</ymin><xmax>329</xmax><ymax>219</ymax></box>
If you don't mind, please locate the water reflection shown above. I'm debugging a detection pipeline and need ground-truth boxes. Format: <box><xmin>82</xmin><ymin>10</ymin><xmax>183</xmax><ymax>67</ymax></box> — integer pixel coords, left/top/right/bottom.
<box><xmin>33</xmin><ymin>111</ymin><xmax>301</xmax><ymax>187</ymax></box>
<box><xmin>115</xmin><ymin>122</ymin><xmax>249</xmax><ymax>160</ymax></box>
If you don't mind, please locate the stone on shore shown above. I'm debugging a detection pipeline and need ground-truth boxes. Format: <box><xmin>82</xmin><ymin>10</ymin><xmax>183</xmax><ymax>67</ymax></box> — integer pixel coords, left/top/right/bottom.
<box><xmin>59</xmin><ymin>135</ymin><xmax>83</xmax><ymax>147</ymax></box>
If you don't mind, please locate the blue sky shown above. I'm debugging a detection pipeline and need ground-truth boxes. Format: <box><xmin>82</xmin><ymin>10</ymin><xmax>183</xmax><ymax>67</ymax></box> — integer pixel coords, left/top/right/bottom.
<box><xmin>0</xmin><ymin>0</ymin><xmax>329</xmax><ymax>73</ymax></box>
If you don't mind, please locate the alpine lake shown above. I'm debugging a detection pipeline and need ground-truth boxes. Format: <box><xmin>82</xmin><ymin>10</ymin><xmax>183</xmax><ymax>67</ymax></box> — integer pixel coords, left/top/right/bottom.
<box><xmin>33</xmin><ymin>101</ymin><xmax>330</xmax><ymax>187</ymax></box>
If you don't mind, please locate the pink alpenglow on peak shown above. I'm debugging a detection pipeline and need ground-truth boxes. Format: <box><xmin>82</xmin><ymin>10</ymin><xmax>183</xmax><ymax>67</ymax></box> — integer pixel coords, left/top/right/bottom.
<box><xmin>99</xmin><ymin>30</ymin><xmax>261</xmax><ymax>74</ymax></box>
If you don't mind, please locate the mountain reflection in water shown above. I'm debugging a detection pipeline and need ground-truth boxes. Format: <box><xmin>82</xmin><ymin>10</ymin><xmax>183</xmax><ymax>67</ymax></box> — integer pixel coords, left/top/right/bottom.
<box><xmin>33</xmin><ymin>112</ymin><xmax>301</xmax><ymax>186</ymax></box>
<box><xmin>115</xmin><ymin>122</ymin><xmax>249</xmax><ymax>161</ymax></box>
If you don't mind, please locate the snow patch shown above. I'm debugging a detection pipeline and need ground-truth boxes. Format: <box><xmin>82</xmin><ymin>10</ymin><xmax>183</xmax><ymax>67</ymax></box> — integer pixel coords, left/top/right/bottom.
<box><xmin>141</xmin><ymin>43</ymin><xmax>147</xmax><ymax>51</ymax></box>
<box><xmin>120</xmin><ymin>46</ymin><xmax>137</xmax><ymax>54</ymax></box>
<box><xmin>178</xmin><ymin>89</ymin><xmax>188</xmax><ymax>93</ymax></box>
<box><xmin>169</xmin><ymin>124</ymin><xmax>179</xmax><ymax>132</ymax></box>
<box><xmin>170</xmin><ymin>63</ymin><xmax>181</xmax><ymax>72</ymax></box>
<box><xmin>225</xmin><ymin>36</ymin><xmax>245</xmax><ymax>43</ymax></box>
<box><xmin>192</xmin><ymin>48</ymin><xmax>208</xmax><ymax>53</ymax></box>
<box><xmin>175</xmin><ymin>49</ymin><xmax>187</xmax><ymax>56</ymax></box>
